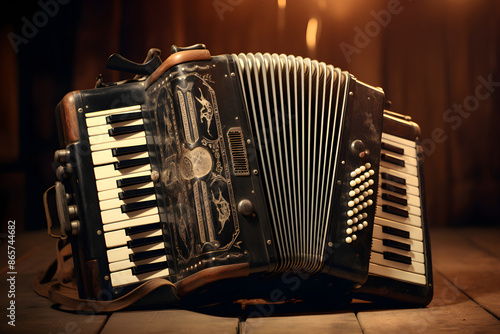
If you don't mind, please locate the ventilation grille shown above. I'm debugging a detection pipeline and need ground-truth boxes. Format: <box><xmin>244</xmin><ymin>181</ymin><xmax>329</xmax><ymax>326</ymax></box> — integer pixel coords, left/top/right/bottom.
<box><xmin>227</xmin><ymin>127</ymin><xmax>250</xmax><ymax>176</ymax></box>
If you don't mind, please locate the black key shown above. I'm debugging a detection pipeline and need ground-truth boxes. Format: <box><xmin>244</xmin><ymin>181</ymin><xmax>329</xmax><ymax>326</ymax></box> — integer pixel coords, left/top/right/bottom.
<box><xmin>126</xmin><ymin>222</ymin><xmax>162</xmax><ymax>236</ymax></box>
<box><xmin>383</xmin><ymin>251</ymin><xmax>412</xmax><ymax>265</ymax></box>
<box><xmin>121</xmin><ymin>200</ymin><xmax>157</xmax><ymax>213</ymax></box>
<box><xmin>381</xmin><ymin>153</ymin><xmax>405</xmax><ymax>167</ymax></box>
<box><xmin>119</xmin><ymin>187</ymin><xmax>156</xmax><ymax>200</ymax></box>
<box><xmin>382</xmin><ymin>182</ymin><xmax>407</xmax><ymax>195</ymax></box>
<box><xmin>383</xmin><ymin>238</ymin><xmax>411</xmax><ymax>251</ymax></box>
<box><xmin>112</xmin><ymin>144</ymin><xmax>148</xmax><ymax>157</ymax></box>
<box><xmin>106</xmin><ymin>112</ymin><xmax>143</xmax><ymax>124</ymax></box>
<box><xmin>117</xmin><ymin>175</ymin><xmax>151</xmax><ymax>188</ymax></box>
<box><xmin>382</xmin><ymin>204</ymin><xmax>409</xmax><ymax>218</ymax></box>
<box><xmin>108</xmin><ymin>124</ymin><xmax>144</xmax><ymax>136</ymax></box>
<box><xmin>382</xmin><ymin>193</ymin><xmax>407</xmax><ymax>206</ymax></box>
<box><xmin>132</xmin><ymin>261</ymin><xmax>169</xmax><ymax>276</ymax></box>
<box><xmin>382</xmin><ymin>225</ymin><xmax>410</xmax><ymax>239</ymax></box>
<box><xmin>114</xmin><ymin>157</ymin><xmax>150</xmax><ymax>170</ymax></box>
<box><xmin>381</xmin><ymin>172</ymin><xmax>406</xmax><ymax>185</ymax></box>
<box><xmin>129</xmin><ymin>248</ymin><xmax>165</xmax><ymax>261</ymax></box>
<box><xmin>127</xmin><ymin>235</ymin><xmax>164</xmax><ymax>248</ymax></box>
<box><xmin>381</xmin><ymin>142</ymin><xmax>404</xmax><ymax>155</ymax></box>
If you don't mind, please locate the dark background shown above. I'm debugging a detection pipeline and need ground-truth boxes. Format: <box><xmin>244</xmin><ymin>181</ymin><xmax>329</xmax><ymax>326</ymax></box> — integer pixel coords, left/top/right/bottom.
<box><xmin>1</xmin><ymin>0</ymin><xmax>499</xmax><ymax>233</ymax></box>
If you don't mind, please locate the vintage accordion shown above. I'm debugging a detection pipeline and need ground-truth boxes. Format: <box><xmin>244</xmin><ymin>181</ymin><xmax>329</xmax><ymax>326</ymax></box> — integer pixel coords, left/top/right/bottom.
<box><xmin>48</xmin><ymin>44</ymin><xmax>432</xmax><ymax>307</ymax></box>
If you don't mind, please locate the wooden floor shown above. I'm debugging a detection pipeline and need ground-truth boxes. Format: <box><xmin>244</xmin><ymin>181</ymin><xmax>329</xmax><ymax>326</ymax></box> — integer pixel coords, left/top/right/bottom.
<box><xmin>1</xmin><ymin>227</ymin><xmax>499</xmax><ymax>333</ymax></box>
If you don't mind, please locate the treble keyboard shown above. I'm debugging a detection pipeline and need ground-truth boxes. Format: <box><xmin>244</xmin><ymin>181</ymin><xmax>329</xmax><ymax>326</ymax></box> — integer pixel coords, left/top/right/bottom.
<box><xmin>85</xmin><ymin>104</ymin><xmax>170</xmax><ymax>288</ymax></box>
<box><xmin>355</xmin><ymin>112</ymin><xmax>433</xmax><ymax>305</ymax></box>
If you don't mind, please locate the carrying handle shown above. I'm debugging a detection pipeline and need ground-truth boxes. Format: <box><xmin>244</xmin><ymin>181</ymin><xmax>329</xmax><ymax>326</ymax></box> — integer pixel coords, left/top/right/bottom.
<box><xmin>43</xmin><ymin>184</ymin><xmax>66</xmax><ymax>239</ymax></box>
<box><xmin>43</xmin><ymin>182</ymin><xmax>77</xmax><ymax>239</ymax></box>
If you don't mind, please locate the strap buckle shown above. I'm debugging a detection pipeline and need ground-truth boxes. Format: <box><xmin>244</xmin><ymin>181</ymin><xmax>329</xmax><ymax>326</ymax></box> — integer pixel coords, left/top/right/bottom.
<box><xmin>43</xmin><ymin>182</ymin><xmax>79</xmax><ymax>239</ymax></box>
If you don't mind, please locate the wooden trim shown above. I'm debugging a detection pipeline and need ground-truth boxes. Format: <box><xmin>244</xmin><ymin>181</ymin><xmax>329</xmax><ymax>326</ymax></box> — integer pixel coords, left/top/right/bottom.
<box><xmin>56</xmin><ymin>91</ymin><xmax>80</xmax><ymax>146</ymax></box>
<box><xmin>145</xmin><ymin>49</ymin><xmax>212</xmax><ymax>89</ymax></box>
<box><xmin>174</xmin><ymin>263</ymin><xmax>250</xmax><ymax>296</ymax></box>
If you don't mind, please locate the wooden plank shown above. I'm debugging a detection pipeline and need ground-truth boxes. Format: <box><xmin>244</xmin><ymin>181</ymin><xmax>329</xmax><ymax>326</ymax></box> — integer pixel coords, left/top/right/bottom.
<box><xmin>0</xmin><ymin>231</ymin><xmax>107</xmax><ymax>334</ymax></box>
<box><xmin>431</xmin><ymin>227</ymin><xmax>500</xmax><ymax>318</ymax></box>
<box><xmin>101</xmin><ymin>309</ymin><xmax>239</xmax><ymax>334</ymax></box>
<box><xmin>357</xmin><ymin>271</ymin><xmax>500</xmax><ymax>333</ymax></box>
<box><xmin>241</xmin><ymin>313</ymin><xmax>362</xmax><ymax>334</ymax></box>
<box><xmin>455</xmin><ymin>227</ymin><xmax>500</xmax><ymax>260</ymax></box>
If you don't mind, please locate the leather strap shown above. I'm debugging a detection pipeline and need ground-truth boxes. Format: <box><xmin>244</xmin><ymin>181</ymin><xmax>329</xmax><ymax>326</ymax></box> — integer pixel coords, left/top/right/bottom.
<box><xmin>33</xmin><ymin>240</ymin><xmax>178</xmax><ymax>312</ymax></box>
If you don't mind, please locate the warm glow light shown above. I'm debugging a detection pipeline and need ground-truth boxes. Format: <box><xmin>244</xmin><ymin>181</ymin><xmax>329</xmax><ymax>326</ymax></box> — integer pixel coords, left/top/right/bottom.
<box><xmin>306</xmin><ymin>17</ymin><xmax>319</xmax><ymax>53</ymax></box>
<box><xmin>278</xmin><ymin>0</ymin><xmax>286</xmax><ymax>9</ymax></box>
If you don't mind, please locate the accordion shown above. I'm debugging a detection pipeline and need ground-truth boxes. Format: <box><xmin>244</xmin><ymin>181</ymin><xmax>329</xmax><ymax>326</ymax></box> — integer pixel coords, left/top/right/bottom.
<box><xmin>48</xmin><ymin>44</ymin><xmax>432</xmax><ymax>307</ymax></box>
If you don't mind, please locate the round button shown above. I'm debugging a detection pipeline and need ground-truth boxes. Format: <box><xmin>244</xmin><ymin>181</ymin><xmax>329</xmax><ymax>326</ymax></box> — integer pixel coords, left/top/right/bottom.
<box><xmin>359</xmin><ymin>185</ymin><xmax>365</xmax><ymax>191</ymax></box>
<box><xmin>360</xmin><ymin>166</ymin><xmax>366</xmax><ymax>172</ymax></box>
<box><xmin>357</xmin><ymin>214</ymin><xmax>363</xmax><ymax>220</ymax></box>
<box><xmin>364</xmin><ymin>172</ymin><xmax>370</xmax><ymax>178</ymax></box>
<box><xmin>360</xmin><ymin>175</ymin><xmax>366</xmax><ymax>181</ymax></box>
<box><xmin>363</xmin><ymin>191</ymin><xmax>368</xmax><ymax>197</ymax></box>
<box><xmin>368</xmin><ymin>189</ymin><xmax>374</xmax><ymax>195</ymax></box>
<box><xmin>359</xmin><ymin>195</ymin><xmax>365</xmax><ymax>201</ymax></box>
<box><xmin>355</xmin><ymin>178</ymin><xmax>361</xmax><ymax>184</ymax></box>
<box><xmin>368</xmin><ymin>179</ymin><xmax>374</xmax><ymax>185</ymax></box>
<box><xmin>355</xmin><ymin>188</ymin><xmax>360</xmax><ymax>194</ymax></box>
<box><xmin>363</xmin><ymin>221</ymin><xmax>368</xmax><ymax>227</ymax></box>
<box><xmin>349</xmin><ymin>190</ymin><xmax>356</xmax><ymax>197</ymax></box>
<box><xmin>365</xmin><ymin>162</ymin><xmax>371</xmax><ymax>169</ymax></box>
<box><xmin>348</xmin><ymin>201</ymin><xmax>354</xmax><ymax>207</ymax></box>
<box><xmin>347</xmin><ymin>210</ymin><xmax>354</xmax><ymax>217</ymax></box>
<box><xmin>350</xmin><ymin>171</ymin><xmax>357</xmax><ymax>178</ymax></box>
<box><xmin>347</xmin><ymin>219</ymin><xmax>353</xmax><ymax>225</ymax></box>
<box><xmin>355</xmin><ymin>168</ymin><xmax>361</xmax><ymax>175</ymax></box>
<box><xmin>363</xmin><ymin>212</ymin><xmax>368</xmax><ymax>218</ymax></box>
<box><xmin>357</xmin><ymin>204</ymin><xmax>363</xmax><ymax>210</ymax></box>
<box><xmin>238</xmin><ymin>199</ymin><xmax>255</xmax><ymax>216</ymax></box>
<box><xmin>358</xmin><ymin>223</ymin><xmax>364</xmax><ymax>230</ymax></box>
<box><xmin>353</xmin><ymin>208</ymin><xmax>358</xmax><ymax>214</ymax></box>
<box><xmin>346</xmin><ymin>228</ymin><xmax>353</xmax><ymax>234</ymax></box>
<box><xmin>351</xmin><ymin>140</ymin><xmax>366</xmax><ymax>156</ymax></box>
<box><xmin>369</xmin><ymin>169</ymin><xmax>375</xmax><ymax>176</ymax></box>
<box><xmin>354</xmin><ymin>198</ymin><xmax>360</xmax><ymax>204</ymax></box>
<box><xmin>352</xmin><ymin>226</ymin><xmax>358</xmax><ymax>232</ymax></box>
<box><xmin>363</xmin><ymin>202</ymin><xmax>368</xmax><ymax>208</ymax></box>
<box><xmin>353</xmin><ymin>217</ymin><xmax>358</xmax><ymax>223</ymax></box>
<box><xmin>350</xmin><ymin>180</ymin><xmax>356</xmax><ymax>187</ymax></box>
<box><xmin>346</xmin><ymin>237</ymin><xmax>352</xmax><ymax>243</ymax></box>
<box><xmin>352</xmin><ymin>234</ymin><xmax>357</xmax><ymax>240</ymax></box>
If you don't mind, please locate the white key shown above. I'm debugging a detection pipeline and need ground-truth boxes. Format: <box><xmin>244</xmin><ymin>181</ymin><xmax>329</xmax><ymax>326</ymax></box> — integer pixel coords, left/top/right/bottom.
<box><xmin>380</xmin><ymin>178</ymin><xmax>420</xmax><ymax>197</ymax></box>
<box><xmin>369</xmin><ymin>263</ymin><xmax>426</xmax><ymax>285</ymax></box>
<box><xmin>377</xmin><ymin>197</ymin><xmax>422</xmax><ymax>217</ymax></box>
<box><xmin>101</xmin><ymin>206</ymin><xmax>158</xmax><ymax>225</ymax></box>
<box><xmin>87</xmin><ymin>119</ymin><xmax>144</xmax><ymax>136</ymax></box>
<box><xmin>381</xmin><ymin>149</ymin><xmax>417</xmax><ymax>166</ymax></box>
<box><xmin>379</xmin><ymin>166</ymin><xmax>419</xmax><ymax>187</ymax></box>
<box><xmin>110</xmin><ymin>267</ymin><xmax>170</xmax><ymax>287</ymax></box>
<box><xmin>96</xmin><ymin>170</ymin><xmax>152</xmax><ymax>192</ymax></box>
<box><xmin>380</xmin><ymin>160</ymin><xmax>418</xmax><ymax>177</ymax></box>
<box><xmin>103</xmin><ymin>214</ymin><xmax>160</xmax><ymax>233</ymax></box>
<box><xmin>99</xmin><ymin>194</ymin><xmax>156</xmax><ymax>211</ymax></box>
<box><xmin>374</xmin><ymin>217</ymin><xmax>423</xmax><ymax>241</ymax></box>
<box><xmin>86</xmin><ymin>105</ymin><xmax>141</xmax><ymax>125</ymax></box>
<box><xmin>107</xmin><ymin>241</ymin><xmax>164</xmax><ymax>263</ymax></box>
<box><xmin>370</xmin><ymin>251</ymin><xmax>425</xmax><ymax>275</ymax></box>
<box><xmin>373</xmin><ymin>224</ymin><xmax>423</xmax><ymax>252</ymax></box>
<box><xmin>371</xmin><ymin>238</ymin><xmax>425</xmax><ymax>263</ymax></box>
<box><xmin>92</xmin><ymin>150</ymin><xmax>149</xmax><ymax>166</ymax></box>
<box><xmin>98</xmin><ymin>181</ymin><xmax>154</xmax><ymax>201</ymax></box>
<box><xmin>382</xmin><ymin>133</ymin><xmax>416</xmax><ymax>150</ymax></box>
<box><xmin>94</xmin><ymin>163</ymin><xmax>150</xmax><ymax>181</ymax></box>
<box><xmin>104</xmin><ymin>227</ymin><xmax>162</xmax><ymax>248</ymax></box>
<box><xmin>108</xmin><ymin>255</ymin><xmax>167</xmax><ymax>272</ymax></box>
<box><xmin>376</xmin><ymin>206</ymin><xmax>422</xmax><ymax>228</ymax></box>
<box><xmin>89</xmin><ymin>132</ymin><xmax>146</xmax><ymax>148</ymax></box>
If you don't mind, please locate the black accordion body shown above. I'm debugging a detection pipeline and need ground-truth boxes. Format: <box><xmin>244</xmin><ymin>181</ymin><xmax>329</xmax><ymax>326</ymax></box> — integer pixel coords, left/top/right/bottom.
<box><xmin>50</xmin><ymin>45</ymin><xmax>432</xmax><ymax>307</ymax></box>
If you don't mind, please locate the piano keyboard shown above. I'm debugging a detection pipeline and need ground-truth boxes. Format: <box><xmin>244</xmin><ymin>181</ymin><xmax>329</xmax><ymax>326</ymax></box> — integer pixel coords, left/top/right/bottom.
<box><xmin>369</xmin><ymin>132</ymin><xmax>427</xmax><ymax>285</ymax></box>
<box><xmin>85</xmin><ymin>105</ymin><xmax>170</xmax><ymax>287</ymax></box>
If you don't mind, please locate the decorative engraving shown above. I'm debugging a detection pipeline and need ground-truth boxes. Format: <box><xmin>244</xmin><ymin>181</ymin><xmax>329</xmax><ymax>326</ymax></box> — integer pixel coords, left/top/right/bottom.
<box><xmin>201</xmin><ymin>181</ymin><xmax>215</xmax><ymax>241</ymax></box>
<box><xmin>179</xmin><ymin>146</ymin><xmax>213</xmax><ymax>180</ymax></box>
<box><xmin>193</xmin><ymin>181</ymin><xmax>206</xmax><ymax>244</ymax></box>
<box><xmin>211</xmin><ymin>189</ymin><xmax>231</xmax><ymax>233</ymax></box>
<box><xmin>186</xmin><ymin>90</ymin><xmax>199</xmax><ymax>142</ymax></box>
<box><xmin>177</xmin><ymin>90</ymin><xmax>193</xmax><ymax>144</ymax></box>
<box><xmin>195</xmin><ymin>88</ymin><xmax>214</xmax><ymax>135</ymax></box>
